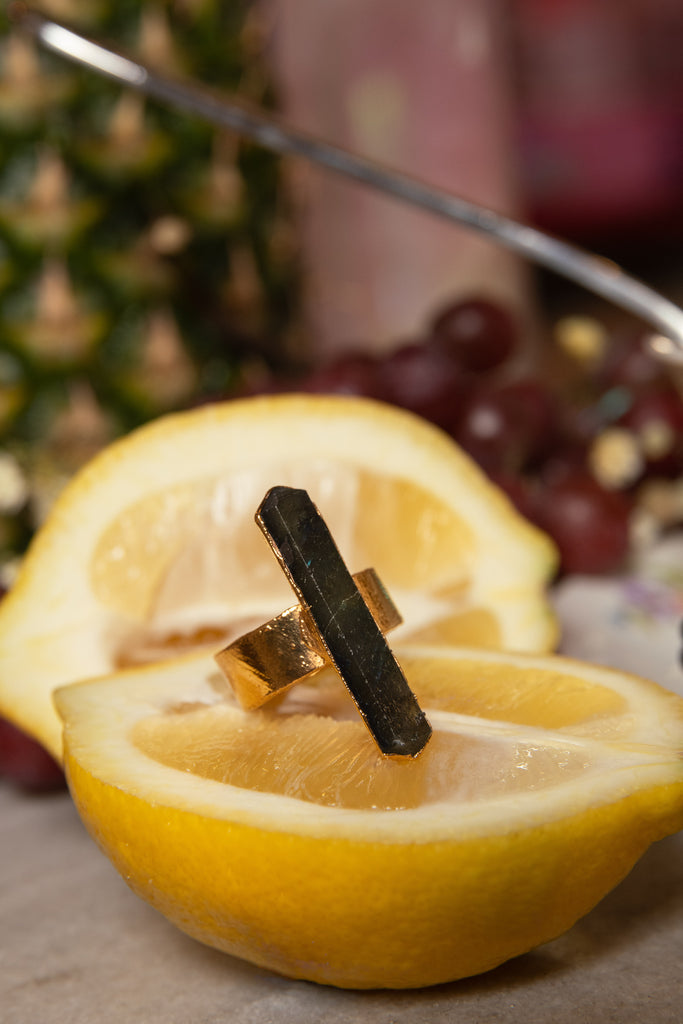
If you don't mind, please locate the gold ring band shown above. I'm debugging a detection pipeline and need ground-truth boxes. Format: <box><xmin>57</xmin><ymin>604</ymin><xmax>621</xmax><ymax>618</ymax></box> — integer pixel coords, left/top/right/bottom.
<box><xmin>214</xmin><ymin>568</ymin><xmax>402</xmax><ymax>709</ymax></box>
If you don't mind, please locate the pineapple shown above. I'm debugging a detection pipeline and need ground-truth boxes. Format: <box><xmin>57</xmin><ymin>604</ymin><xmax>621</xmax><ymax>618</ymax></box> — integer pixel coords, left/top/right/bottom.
<box><xmin>0</xmin><ymin>0</ymin><xmax>300</xmax><ymax>575</ymax></box>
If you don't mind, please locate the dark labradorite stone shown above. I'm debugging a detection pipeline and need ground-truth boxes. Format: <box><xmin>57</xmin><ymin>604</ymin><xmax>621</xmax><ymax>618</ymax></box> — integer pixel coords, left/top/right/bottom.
<box><xmin>257</xmin><ymin>485</ymin><xmax>431</xmax><ymax>758</ymax></box>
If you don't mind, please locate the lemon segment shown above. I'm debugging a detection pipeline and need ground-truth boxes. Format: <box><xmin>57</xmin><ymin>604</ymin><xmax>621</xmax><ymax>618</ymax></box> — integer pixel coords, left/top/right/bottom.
<box><xmin>54</xmin><ymin>645</ymin><xmax>683</xmax><ymax>989</ymax></box>
<box><xmin>0</xmin><ymin>395</ymin><xmax>557</xmax><ymax>758</ymax></box>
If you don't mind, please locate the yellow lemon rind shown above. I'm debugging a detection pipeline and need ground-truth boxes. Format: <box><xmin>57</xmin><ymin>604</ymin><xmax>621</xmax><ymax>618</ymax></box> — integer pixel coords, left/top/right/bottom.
<box><xmin>53</xmin><ymin>644</ymin><xmax>683</xmax><ymax>988</ymax></box>
<box><xmin>0</xmin><ymin>395</ymin><xmax>558</xmax><ymax>759</ymax></box>
<box><xmin>64</xmin><ymin>750</ymin><xmax>683</xmax><ymax>989</ymax></box>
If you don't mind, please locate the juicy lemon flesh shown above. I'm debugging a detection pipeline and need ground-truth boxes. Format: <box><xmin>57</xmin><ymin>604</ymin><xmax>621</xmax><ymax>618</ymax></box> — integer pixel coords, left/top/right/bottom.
<box><xmin>131</xmin><ymin>657</ymin><xmax>627</xmax><ymax>812</ymax></box>
<box><xmin>91</xmin><ymin>467</ymin><xmax>477</xmax><ymax>618</ymax></box>
<box><xmin>0</xmin><ymin>396</ymin><xmax>557</xmax><ymax>760</ymax></box>
<box><xmin>55</xmin><ymin>646</ymin><xmax>683</xmax><ymax>989</ymax></box>
<box><xmin>92</xmin><ymin>465</ymin><xmax>500</xmax><ymax>665</ymax></box>
<box><xmin>132</xmin><ymin>694</ymin><xmax>595</xmax><ymax>812</ymax></box>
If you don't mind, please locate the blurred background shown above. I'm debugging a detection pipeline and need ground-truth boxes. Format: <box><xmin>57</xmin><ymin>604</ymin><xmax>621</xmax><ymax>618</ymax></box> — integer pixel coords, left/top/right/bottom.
<box><xmin>0</xmin><ymin>0</ymin><xmax>681</xmax><ymax>583</ymax></box>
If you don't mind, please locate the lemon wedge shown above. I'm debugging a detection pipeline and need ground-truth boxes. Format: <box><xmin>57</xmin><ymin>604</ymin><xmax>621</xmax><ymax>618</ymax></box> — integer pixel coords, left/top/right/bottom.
<box><xmin>54</xmin><ymin>644</ymin><xmax>683</xmax><ymax>989</ymax></box>
<box><xmin>0</xmin><ymin>395</ymin><xmax>557</xmax><ymax>758</ymax></box>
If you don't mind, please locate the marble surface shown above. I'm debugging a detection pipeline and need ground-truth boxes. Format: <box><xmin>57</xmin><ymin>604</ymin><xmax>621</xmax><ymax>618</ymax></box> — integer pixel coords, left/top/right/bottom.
<box><xmin>2</xmin><ymin>782</ymin><xmax>682</xmax><ymax>1023</ymax></box>
<box><xmin>553</xmin><ymin>536</ymin><xmax>683</xmax><ymax>700</ymax></box>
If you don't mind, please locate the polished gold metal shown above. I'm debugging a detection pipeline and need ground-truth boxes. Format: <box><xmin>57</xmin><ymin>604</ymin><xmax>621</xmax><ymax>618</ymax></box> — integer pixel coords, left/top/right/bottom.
<box><xmin>214</xmin><ymin>568</ymin><xmax>402</xmax><ymax>710</ymax></box>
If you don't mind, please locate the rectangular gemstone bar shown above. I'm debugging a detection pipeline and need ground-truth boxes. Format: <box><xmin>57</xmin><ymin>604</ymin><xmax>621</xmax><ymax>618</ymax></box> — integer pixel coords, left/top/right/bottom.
<box><xmin>256</xmin><ymin>485</ymin><xmax>432</xmax><ymax>757</ymax></box>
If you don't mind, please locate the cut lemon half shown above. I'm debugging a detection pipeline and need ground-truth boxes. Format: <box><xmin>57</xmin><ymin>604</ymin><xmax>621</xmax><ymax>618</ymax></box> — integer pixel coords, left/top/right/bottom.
<box><xmin>54</xmin><ymin>644</ymin><xmax>683</xmax><ymax>989</ymax></box>
<box><xmin>0</xmin><ymin>395</ymin><xmax>557</xmax><ymax>758</ymax></box>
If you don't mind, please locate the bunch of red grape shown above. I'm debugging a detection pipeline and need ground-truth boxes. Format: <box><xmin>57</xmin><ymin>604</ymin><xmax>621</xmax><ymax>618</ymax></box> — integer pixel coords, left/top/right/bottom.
<box><xmin>241</xmin><ymin>297</ymin><xmax>683</xmax><ymax>578</ymax></box>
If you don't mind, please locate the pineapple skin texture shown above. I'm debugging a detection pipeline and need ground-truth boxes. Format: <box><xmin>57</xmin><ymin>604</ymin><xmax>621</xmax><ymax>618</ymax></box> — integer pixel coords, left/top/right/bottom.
<box><xmin>0</xmin><ymin>0</ymin><xmax>297</xmax><ymax>565</ymax></box>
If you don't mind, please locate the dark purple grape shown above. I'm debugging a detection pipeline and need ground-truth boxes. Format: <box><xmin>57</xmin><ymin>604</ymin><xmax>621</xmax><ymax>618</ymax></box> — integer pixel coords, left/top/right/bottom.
<box><xmin>452</xmin><ymin>378</ymin><xmax>558</xmax><ymax>475</ymax></box>
<box><xmin>379</xmin><ymin>340</ymin><xmax>466</xmax><ymax>431</ymax></box>
<box><xmin>539</xmin><ymin>441</ymin><xmax>591</xmax><ymax>487</ymax></box>
<box><xmin>618</xmin><ymin>384</ymin><xmax>683</xmax><ymax>476</ymax></box>
<box><xmin>531</xmin><ymin>471</ymin><xmax>632</xmax><ymax>575</ymax></box>
<box><xmin>430</xmin><ymin>297</ymin><xmax>518</xmax><ymax>373</ymax></box>
<box><xmin>299</xmin><ymin>352</ymin><xmax>384</xmax><ymax>400</ymax></box>
<box><xmin>0</xmin><ymin>718</ymin><xmax>65</xmax><ymax>793</ymax></box>
<box><xmin>487</xmin><ymin>472</ymin><xmax>539</xmax><ymax>522</ymax></box>
<box><xmin>599</xmin><ymin>328</ymin><xmax>668</xmax><ymax>390</ymax></box>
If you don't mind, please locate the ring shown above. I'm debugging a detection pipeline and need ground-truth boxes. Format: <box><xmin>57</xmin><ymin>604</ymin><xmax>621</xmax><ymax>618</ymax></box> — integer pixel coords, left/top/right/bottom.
<box><xmin>214</xmin><ymin>568</ymin><xmax>402</xmax><ymax>709</ymax></box>
<box><xmin>214</xmin><ymin>484</ymin><xmax>431</xmax><ymax>758</ymax></box>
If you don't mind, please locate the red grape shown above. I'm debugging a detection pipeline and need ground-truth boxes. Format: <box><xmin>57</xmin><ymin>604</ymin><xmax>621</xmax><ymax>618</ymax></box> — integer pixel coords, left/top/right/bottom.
<box><xmin>379</xmin><ymin>340</ymin><xmax>466</xmax><ymax>431</ymax></box>
<box><xmin>0</xmin><ymin>717</ymin><xmax>65</xmax><ymax>793</ymax></box>
<box><xmin>618</xmin><ymin>384</ymin><xmax>683</xmax><ymax>476</ymax></box>
<box><xmin>430</xmin><ymin>297</ymin><xmax>518</xmax><ymax>373</ymax></box>
<box><xmin>452</xmin><ymin>378</ymin><xmax>558</xmax><ymax>475</ymax></box>
<box><xmin>600</xmin><ymin>328</ymin><xmax>668</xmax><ymax>390</ymax></box>
<box><xmin>531</xmin><ymin>471</ymin><xmax>632</xmax><ymax>575</ymax></box>
<box><xmin>0</xmin><ymin>581</ymin><xmax>65</xmax><ymax>793</ymax></box>
<box><xmin>299</xmin><ymin>352</ymin><xmax>384</xmax><ymax>400</ymax></box>
<box><xmin>540</xmin><ymin>441</ymin><xmax>592</xmax><ymax>486</ymax></box>
<box><xmin>487</xmin><ymin>472</ymin><xmax>539</xmax><ymax>522</ymax></box>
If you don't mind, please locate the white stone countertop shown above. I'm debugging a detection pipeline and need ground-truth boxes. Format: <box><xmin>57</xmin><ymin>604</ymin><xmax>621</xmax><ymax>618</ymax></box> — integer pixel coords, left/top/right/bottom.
<box><xmin>1</xmin><ymin>784</ymin><xmax>681</xmax><ymax>1023</ymax></box>
<box><xmin>3</xmin><ymin>543</ymin><xmax>682</xmax><ymax>1022</ymax></box>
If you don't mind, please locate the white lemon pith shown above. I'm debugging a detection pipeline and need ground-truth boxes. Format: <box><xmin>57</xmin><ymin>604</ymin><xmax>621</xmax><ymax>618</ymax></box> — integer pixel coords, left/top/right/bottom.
<box><xmin>55</xmin><ymin>645</ymin><xmax>683</xmax><ymax>989</ymax></box>
<box><xmin>0</xmin><ymin>395</ymin><xmax>557</xmax><ymax>759</ymax></box>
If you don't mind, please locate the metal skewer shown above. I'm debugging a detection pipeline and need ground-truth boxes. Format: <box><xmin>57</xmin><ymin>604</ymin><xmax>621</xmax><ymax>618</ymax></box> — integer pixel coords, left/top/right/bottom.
<box><xmin>10</xmin><ymin>3</ymin><xmax>683</xmax><ymax>365</ymax></box>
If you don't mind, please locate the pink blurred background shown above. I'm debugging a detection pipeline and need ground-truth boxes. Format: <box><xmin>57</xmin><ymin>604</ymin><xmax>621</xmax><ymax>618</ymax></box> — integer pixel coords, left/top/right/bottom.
<box><xmin>264</xmin><ymin>0</ymin><xmax>683</xmax><ymax>356</ymax></box>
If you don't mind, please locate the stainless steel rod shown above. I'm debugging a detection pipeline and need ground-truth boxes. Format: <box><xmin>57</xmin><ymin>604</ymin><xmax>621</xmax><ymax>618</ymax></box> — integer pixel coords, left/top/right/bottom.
<box><xmin>12</xmin><ymin>5</ymin><xmax>683</xmax><ymax>364</ymax></box>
